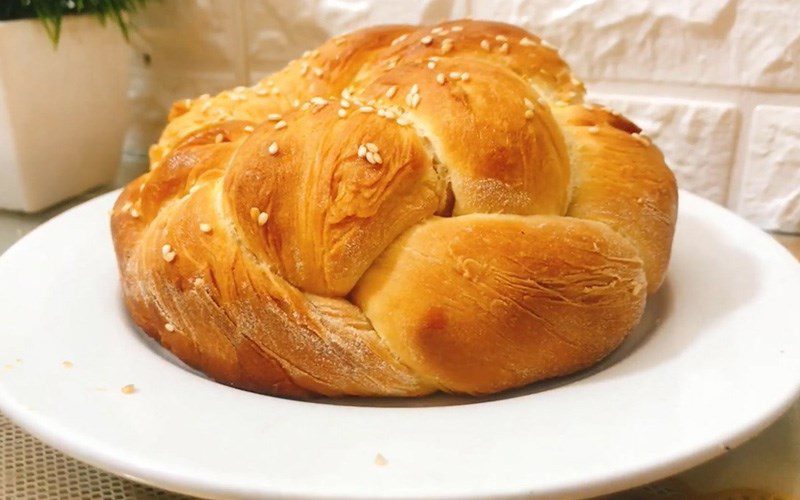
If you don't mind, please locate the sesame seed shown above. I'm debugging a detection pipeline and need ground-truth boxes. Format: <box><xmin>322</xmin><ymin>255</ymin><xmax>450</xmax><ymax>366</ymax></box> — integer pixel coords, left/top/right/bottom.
<box><xmin>386</xmin><ymin>58</ymin><xmax>398</xmax><ymax>69</ymax></box>
<box><xmin>451</xmin><ymin>25</ymin><xmax>463</xmax><ymax>32</ymax></box>
<box><xmin>255</xmin><ymin>88</ymin><xmax>269</xmax><ymax>96</ymax></box>
<box><xmin>436</xmin><ymin>73</ymin><xmax>446</xmax><ymax>85</ymax></box>
<box><xmin>541</xmin><ymin>39</ymin><xmax>557</xmax><ymax>50</ymax></box>
<box><xmin>373</xmin><ymin>152</ymin><xmax>383</xmax><ymax>164</ymax></box>
<box><xmin>385</xmin><ymin>86</ymin><xmax>397</xmax><ymax>98</ymax></box>
<box><xmin>201</xmin><ymin>101</ymin><xmax>212</xmax><ymax>111</ymax></box>
<box><xmin>366</xmin><ymin>142</ymin><xmax>378</xmax><ymax>153</ymax></box>
<box><xmin>396</xmin><ymin>116</ymin><xmax>411</xmax><ymax>126</ymax></box>
<box><xmin>301</xmin><ymin>102</ymin><xmax>311</xmax><ymax>111</ymax></box>
<box><xmin>441</xmin><ymin>38</ymin><xmax>454</xmax><ymax>54</ymax></box>
<box><xmin>391</xmin><ymin>34</ymin><xmax>408</xmax><ymax>46</ymax></box>
<box><xmin>199</xmin><ymin>223</ymin><xmax>212</xmax><ymax>233</ymax></box>
<box><xmin>121</xmin><ymin>201</ymin><xmax>132</xmax><ymax>213</ymax></box>
<box><xmin>268</xmin><ymin>142</ymin><xmax>279</xmax><ymax>155</ymax></box>
<box><xmin>250</xmin><ymin>207</ymin><xmax>260</xmax><ymax>220</ymax></box>
<box><xmin>427</xmin><ymin>61</ymin><xmax>436</xmax><ymax>69</ymax></box>
<box><xmin>366</xmin><ymin>151</ymin><xmax>375</xmax><ymax>164</ymax></box>
<box><xmin>292</xmin><ymin>99</ymin><xmax>300</xmax><ymax>108</ymax></box>
<box><xmin>199</xmin><ymin>93</ymin><xmax>210</xmax><ymax>100</ymax></box>
<box><xmin>525</xmin><ymin>109</ymin><xmax>535</xmax><ymax>119</ymax></box>
<box><xmin>537</xmin><ymin>97</ymin><xmax>547</xmax><ymax>106</ymax></box>
<box><xmin>499</xmin><ymin>42</ymin><xmax>509</xmax><ymax>54</ymax></box>
<box><xmin>302</xmin><ymin>50</ymin><xmax>312</xmax><ymax>58</ymax></box>
<box><xmin>234</xmin><ymin>86</ymin><xmax>246</xmax><ymax>92</ymax></box>
<box><xmin>300</xmin><ymin>63</ymin><xmax>309</xmax><ymax>75</ymax></box>
<box><xmin>161</xmin><ymin>244</ymin><xmax>176</xmax><ymax>263</ymax></box>
<box><xmin>338</xmin><ymin>109</ymin><xmax>347</xmax><ymax>118</ymax></box>
<box><xmin>189</xmin><ymin>184</ymin><xmax>201</xmax><ymax>194</ymax></box>
<box><xmin>121</xmin><ymin>384</ymin><xmax>136</xmax><ymax>394</ymax></box>
<box><xmin>524</xmin><ymin>97</ymin><xmax>535</xmax><ymax>109</ymax></box>
<box><xmin>461</xmin><ymin>72</ymin><xmax>470</xmax><ymax>81</ymax></box>
<box><xmin>410</xmin><ymin>93</ymin><xmax>420</xmax><ymax>108</ymax></box>
<box><xmin>449</xmin><ymin>71</ymin><xmax>461</xmax><ymax>79</ymax></box>
<box><xmin>274</xmin><ymin>120</ymin><xmax>287</xmax><ymax>130</ymax></box>
<box><xmin>165</xmin><ymin>322</ymin><xmax>176</xmax><ymax>332</ymax></box>
<box><xmin>310</xmin><ymin>97</ymin><xmax>328</xmax><ymax>106</ymax></box>
<box><xmin>214</xmin><ymin>133</ymin><xmax>224</xmax><ymax>143</ymax></box>
<box><xmin>243</xmin><ymin>125</ymin><xmax>255</xmax><ymax>133</ymax></box>
<box><xmin>480</xmin><ymin>39</ymin><xmax>490</xmax><ymax>51</ymax></box>
<box><xmin>431</xmin><ymin>27</ymin><xmax>444</xmax><ymax>35</ymax></box>
<box><xmin>130</xmin><ymin>208</ymin><xmax>140</xmax><ymax>219</ymax></box>
<box><xmin>410</xmin><ymin>84</ymin><xmax>419</xmax><ymax>94</ymax></box>
<box><xmin>421</xmin><ymin>35</ymin><xmax>433</xmax><ymax>45</ymax></box>
<box><xmin>340</xmin><ymin>99</ymin><xmax>351</xmax><ymax>108</ymax></box>
<box><xmin>358</xmin><ymin>145</ymin><xmax>367</xmax><ymax>157</ymax></box>
<box><xmin>183</xmin><ymin>98</ymin><xmax>192</xmax><ymax>108</ymax></box>
<box><xmin>342</xmin><ymin>88</ymin><xmax>352</xmax><ymax>99</ymax></box>
<box><xmin>495</xmin><ymin>34</ymin><xmax>508</xmax><ymax>42</ymax></box>
<box><xmin>258</xmin><ymin>212</ymin><xmax>269</xmax><ymax>226</ymax></box>
<box><xmin>587</xmin><ymin>126</ymin><xmax>599</xmax><ymax>134</ymax></box>
<box><xmin>312</xmin><ymin>67</ymin><xmax>324</xmax><ymax>77</ymax></box>
<box><xmin>193</xmin><ymin>277</ymin><xmax>204</xmax><ymax>286</ymax></box>
<box><xmin>359</xmin><ymin>106</ymin><xmax>375</xmax><ymax>113</ymax></box>
<box><xmin>267</xmin><ymin>113</ymin><xmax>283</xmax><ymax>121</ymax></box>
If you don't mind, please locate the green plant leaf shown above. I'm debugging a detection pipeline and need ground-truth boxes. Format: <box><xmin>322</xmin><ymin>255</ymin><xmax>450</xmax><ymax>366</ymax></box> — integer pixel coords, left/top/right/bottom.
<box><xmin>0</xmin><ymin>0</ymin><xmax>150</xmax><ymax>46</ymax></box>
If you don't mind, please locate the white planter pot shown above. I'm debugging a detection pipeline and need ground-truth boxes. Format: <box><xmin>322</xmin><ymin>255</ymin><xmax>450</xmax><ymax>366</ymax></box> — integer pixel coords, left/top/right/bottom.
<box><xmin>0</xmin><ymin>15</ymin><xmax>129</xmax><ymax>212</ymax></box>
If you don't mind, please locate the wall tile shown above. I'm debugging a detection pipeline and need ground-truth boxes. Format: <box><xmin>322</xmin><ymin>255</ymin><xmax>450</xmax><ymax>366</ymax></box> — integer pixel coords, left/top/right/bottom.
<box><xmin>472</xmin><ymin>0</ymin><xmax>800</xmax><ymax>91</ymax></box>
<box><xmin>737</xmin><ymin>105</ymin><xmax>800</xmax><ymax>232</ymax></box>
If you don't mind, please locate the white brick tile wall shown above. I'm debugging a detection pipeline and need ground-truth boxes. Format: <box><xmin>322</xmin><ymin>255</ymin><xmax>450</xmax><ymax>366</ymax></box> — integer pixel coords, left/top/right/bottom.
<box><xmin>128</xmin><ymin>0</ymin><xmax>800</xmax><ymax>233</ymax></box>
<box><xmin>737</xmin><ymin>106</ymin><xmax>800</xmax><ymax>233</ymax></box>
<box><xmin>588</xmin><ymin>94</ymin><xmax>739</xmax><ymax>205</ymax></box>
<box><xmin>474</xmin><ymin>0</ymin><xmax>800</xmax><ymax>91</ymax></box>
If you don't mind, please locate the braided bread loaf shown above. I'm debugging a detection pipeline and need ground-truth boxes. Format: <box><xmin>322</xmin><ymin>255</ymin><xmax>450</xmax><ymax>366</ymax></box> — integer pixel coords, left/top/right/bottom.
<box><xmin>111</xmin><ymin>20</ymin><xmax>677</xmax><ymax>398</ymax></box>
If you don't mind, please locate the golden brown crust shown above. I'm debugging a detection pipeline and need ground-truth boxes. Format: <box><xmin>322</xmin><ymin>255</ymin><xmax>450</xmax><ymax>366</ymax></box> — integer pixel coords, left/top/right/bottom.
<box><xmin>111</xmin><ymin>19</ymin><xmax>677</xmax><ymax>398</ymax></box>
<box><xmin>351</xmin><ymin>215</ymin><xmax>646</xmax><ymax>394</ymax></box>
<box><xmin>552</xmin><ymin>104</ymin><xmax>678</xmax><ymax>292</ymax></box>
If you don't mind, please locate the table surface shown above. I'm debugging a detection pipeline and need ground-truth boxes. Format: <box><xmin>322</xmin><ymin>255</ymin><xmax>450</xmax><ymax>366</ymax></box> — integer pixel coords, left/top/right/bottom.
<box><xmin>1</xmin><ymin>179</ymin><xmax>799</xmax><ymax>499</ymax></box>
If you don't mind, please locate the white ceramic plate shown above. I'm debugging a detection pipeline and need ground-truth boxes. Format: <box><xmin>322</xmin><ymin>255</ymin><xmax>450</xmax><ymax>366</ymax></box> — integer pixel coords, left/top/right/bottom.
<box><xmin>1</xmin><ymin>190</ymin><xmax>799</xmax><ymax>499</ymax></box>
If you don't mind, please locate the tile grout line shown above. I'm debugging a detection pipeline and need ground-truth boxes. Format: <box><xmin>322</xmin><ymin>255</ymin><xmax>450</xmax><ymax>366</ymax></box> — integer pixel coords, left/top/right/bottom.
<box><xmin>725</xmin><ymin>90</ymin><xmax>755</xmax><ymax>211</ymax></box>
